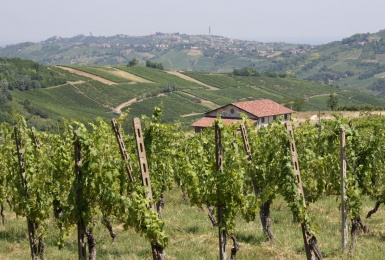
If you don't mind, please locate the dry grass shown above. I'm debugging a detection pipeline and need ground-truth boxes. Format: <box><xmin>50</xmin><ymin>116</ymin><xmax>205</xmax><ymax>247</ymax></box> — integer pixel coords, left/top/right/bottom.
<box><xmin>0</xmin><ymin>190</ymin><xmax>384</xmax><ymax>259</ymax></box>
<box><xmin>108</xmin><ymin>67</ymin><xmax>153</xmax><ymax>83</ymax></box>
<box><xmin>57</xmin><ymin>66</ymin><xmax>117</xmax><ymax>85</ymax></box>
<box><xmin>292</xmin><ymin>111</ymin><xmax>385</xmax><ymax>125</ymax></box>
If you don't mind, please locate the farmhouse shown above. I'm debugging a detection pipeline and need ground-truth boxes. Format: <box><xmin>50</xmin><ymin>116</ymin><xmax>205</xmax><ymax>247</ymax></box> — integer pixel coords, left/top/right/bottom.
<box><xmin>192</xmin><ymin>99</ymin><xmax>293</xmax><ymax>132</ymax></box>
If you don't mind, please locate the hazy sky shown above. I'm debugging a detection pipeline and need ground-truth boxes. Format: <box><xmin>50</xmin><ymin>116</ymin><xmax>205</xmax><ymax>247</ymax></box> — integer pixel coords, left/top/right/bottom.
<box><xmin>1</xmin><ymin>0</ymin><xmax>385</xmax><ymax>46</ymax></box>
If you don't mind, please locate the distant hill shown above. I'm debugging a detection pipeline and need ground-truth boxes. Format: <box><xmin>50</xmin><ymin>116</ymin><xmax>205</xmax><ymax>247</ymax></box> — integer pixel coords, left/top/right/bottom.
<box><xmin>2</xmin><ymin>30</ymin><xmax>385</xmax><ymax>97</ymax></box>
<box><xmin>2</xmin><ymin>57</ymin><xmax>385</xmax><ymax>131</ymax></box>
<box><xmin>0</xmin><ymin>33</ymin><xmax>300</xmax><ymax>72</ymax></box>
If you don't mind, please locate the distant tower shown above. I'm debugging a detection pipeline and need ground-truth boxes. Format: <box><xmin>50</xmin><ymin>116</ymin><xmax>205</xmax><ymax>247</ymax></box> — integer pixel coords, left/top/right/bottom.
<box><xmin>209</xmin><ymin>26</ymin><xmax>211</xmax><ymax>36</ymax></box>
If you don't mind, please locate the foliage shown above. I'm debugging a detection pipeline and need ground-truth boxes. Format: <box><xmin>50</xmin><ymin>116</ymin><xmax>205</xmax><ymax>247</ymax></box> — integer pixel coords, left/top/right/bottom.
<box><xmin>146</xmin><ymin>60</ymin><xmax>164</xmax><ymax>70</ymax></box>
<box><xmin>292</xmin><ymin>98</ymin><xmax>306</xmax><ymax>111</ymax></box>
<box><xmin>3</xmin><ymin>113</ymin><xmax>385</xmax><ymax>257</ymax></box>
<box><xmin>328</xmin><ymin>93</ymin><xmax>339</xmax><ymax>111</ymax></box>
<box><xmin>127</xmin><ymin>58</ymin><xmax>139</xmax><ymax>67</ymax></box>
<box><xmin>0</xmin><ymin>57</ymin><xmax>67</xmax><ymax>90</ymax></box>
<box><xmin>232</xmin><ymin>67</ymin><xmax>260</xmax><ymax>76</ymax></box>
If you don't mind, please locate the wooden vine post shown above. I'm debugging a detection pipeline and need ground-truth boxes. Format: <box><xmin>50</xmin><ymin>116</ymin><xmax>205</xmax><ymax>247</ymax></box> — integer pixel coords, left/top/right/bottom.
<box><xmin>240</xmin><ymin>123</ymin><xmax>275</xmax><ymax>241</ymax></box>
<box><xmin>133</xmin><ymin>118</ymin><xmax>165</xmax><ymax>260</ymax></box>
<box><xmin>340</xmin><ymin>127</ymin><xmax>348</xmax><ymax>250</ymax></box>
<box><xmin>111</xmin><ymin>118</ymin><xmax>135</xmax><ymax>183</ymax></box>
<box><xmin>215</xmin><ymin>122</ymin><xmax>227</xmax><ymax>260</ymax></box>
<box><xmin>14</xmin><ymin>127</ymin><xmax>42</xmax><ymax>260</ymax></box>
<box><xmin>285</xmin><ymin>122</ymin><xmax>323</xmax><ymax>260</ymax></box>
<box><xmin>74</xmin><ymin>132</ymin><xmax>87</xmax><ymax>260</ymax></box>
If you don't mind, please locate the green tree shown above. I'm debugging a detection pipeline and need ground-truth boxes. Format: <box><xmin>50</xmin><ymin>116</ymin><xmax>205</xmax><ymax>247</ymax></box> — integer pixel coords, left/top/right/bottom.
<box><xmin>146</xmin><ymin>60</ymin><xmax>164</xmax><ymax>70</ymax></box>
<box><xmin>327</xmin><ymin>93</ymin><xmax>339</xmax><ymax>111</ymax></box>
<box><xmin>127</xmin><ymin>58</ymin><xmax>139</xmax><ymax>67</ymax></box>
<box><xmin>293</xmin><ymin>98</ymin><xmax>306</xmax><ymax>111</ymax></box>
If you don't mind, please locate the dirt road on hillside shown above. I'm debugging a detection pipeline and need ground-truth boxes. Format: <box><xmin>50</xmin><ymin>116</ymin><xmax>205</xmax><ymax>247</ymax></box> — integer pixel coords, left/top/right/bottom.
<box><xmin>180</xmin><ymin>91</ymin><xmax>219</xmax><ymax>110</ymax></box>
<box><xmin>112</xmin><ymin>98</ymin><xmax>137</xmax><ymax>114</ymax></box>
<box><xmin>107</xmin><ymin>67</ymin><xmax>153</xmax><ymax>83</ymax></box>
<box><xmin>57</xmin><ymin>66</ymin><xmax>117</xmax><ymax>85</ymax></box>
<box><xmin>44</xmin><ymin>80</ymin><xmax>84</xmax><ymax>89</ymax></box>
<box><xmin>166</xmin><ymin>71</ymin><xmax>220</xmax><ymax>90</ymax></box>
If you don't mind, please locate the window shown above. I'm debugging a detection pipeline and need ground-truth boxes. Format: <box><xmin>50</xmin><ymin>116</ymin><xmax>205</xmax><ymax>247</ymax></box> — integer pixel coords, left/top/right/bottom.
<box><xmin>230</xmin><ymin>108</ymin><xmax>235</xmax><ymax>114</ymax></box>
<box><xmin>273</xmin><ymin>115</ymin><xmax>277</xmax><ymax>120</ymax></box>
<box><xmin>260</xmin><ymin>117</ymin><xmax>265</xmax><ymax>123</ymax></box>
<box><xmin>284</xmin><ymin>114</ymin><xmax>288</xmax><ymax>120</ymax></box>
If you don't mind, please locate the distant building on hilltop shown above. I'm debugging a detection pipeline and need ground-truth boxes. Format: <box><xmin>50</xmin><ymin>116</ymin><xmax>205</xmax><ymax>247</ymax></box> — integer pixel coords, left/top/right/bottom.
<box><xmin>191</xmin><ymin>99</ymin><xmax>293</xmax><ymax>132</ymax></box>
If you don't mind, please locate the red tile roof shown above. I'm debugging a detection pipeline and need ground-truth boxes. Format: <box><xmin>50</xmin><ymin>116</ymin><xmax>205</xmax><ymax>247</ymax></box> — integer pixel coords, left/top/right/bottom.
<box><xmin>192</xmin><ymin>99</ymin><xmax>292</xmax><ymax>128</ymax></box>
<box><xmin>232</xmin><ymin>99</ymin><xmax>293</xmax><ymax>117</ymax></box>
<box><xmin>191</xmin><ymin>117</ymin><xmax>256</xmax><ymax>128</ymax></box>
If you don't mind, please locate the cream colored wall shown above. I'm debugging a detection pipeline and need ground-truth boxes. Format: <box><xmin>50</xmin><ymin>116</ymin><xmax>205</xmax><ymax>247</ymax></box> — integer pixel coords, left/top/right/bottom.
<box><xmin>206</xmin><ymin>105</ymin><xmax>257</xmax><ymax>119</ymax></box>
<box><xmin>257</xmin><ymin>114</ymin><xmax>291</xmax><ymax>127</ymax></box>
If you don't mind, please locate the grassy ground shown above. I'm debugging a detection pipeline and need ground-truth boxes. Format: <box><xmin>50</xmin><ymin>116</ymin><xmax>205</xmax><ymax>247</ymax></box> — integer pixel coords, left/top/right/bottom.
<box><xmin>1</xmin><ymin>189</ymin><xmax>384</xmax><ymax>259</ymax></box>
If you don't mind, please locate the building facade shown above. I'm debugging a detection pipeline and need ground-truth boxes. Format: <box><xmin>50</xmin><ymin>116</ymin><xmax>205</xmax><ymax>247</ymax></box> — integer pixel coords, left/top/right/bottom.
<box><xmin>192</xmin><ymin>99</ymin><xmax>293</xmax><ymax>132</ymax></box>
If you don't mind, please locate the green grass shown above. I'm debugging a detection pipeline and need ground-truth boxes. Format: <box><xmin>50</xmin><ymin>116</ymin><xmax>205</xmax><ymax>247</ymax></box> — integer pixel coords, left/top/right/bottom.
<box><xmin>1</xmin><ymin>189</ymin><xmax>384</xmax><ymax>259</ymax></box>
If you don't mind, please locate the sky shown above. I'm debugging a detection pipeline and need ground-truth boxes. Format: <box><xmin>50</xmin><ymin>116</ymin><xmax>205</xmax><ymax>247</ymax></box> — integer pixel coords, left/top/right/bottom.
<box><xmin>1</xmin><ymin>0</ymin><xmax>385</xmax><ymax>46</ymax></box>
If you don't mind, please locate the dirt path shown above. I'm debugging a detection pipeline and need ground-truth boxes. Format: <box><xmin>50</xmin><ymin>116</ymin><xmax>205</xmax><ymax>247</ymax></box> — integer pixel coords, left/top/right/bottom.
<box><xmin>69</xmin><ymin>82</ymin><xmax>113</xmax><ymax>110</ymax></box>
<box><xmin>181</xmin><ymin>112</ymin><xmax>205</xmax><ymax>118</ymax></box>
<box><xmin>112</xmin><ymin>98</ymin><xmax>137</xmax><ymax>114</ymax></box>
<box><xmin>166</xmin><ymin>71</ymin><xmax>220</xmax><ymax>90</ymax></box>
<box><xmin>57</xmin><ymin>66</ymin><xmax>117</xmax><ymax>85</ymax></box>
<box><xmin>181</xmin><ymin>91</ymin><xmax>219</xmax><ymax>110</ymax></box>
<box><xmin>45</xmin><ymin>80</ymin><xmax>84</xmax><ymax>89</ymax></box>
<box><xmin>112</xmin><ymin>90</ymin><xmax>219</xmax><ymax>115</ymax></box>
<box><xmin>107</xmin><ymin>67</ymin><xmax>153</xmax><ymax>83</ymax></box>
<box><xmin>305</xmin><ymin>93</ymin><xmax>330</xmax><ymax>100</ymax></box>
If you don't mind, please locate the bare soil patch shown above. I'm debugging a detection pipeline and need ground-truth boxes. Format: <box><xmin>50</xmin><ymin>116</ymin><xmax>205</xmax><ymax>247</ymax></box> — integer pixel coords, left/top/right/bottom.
<box><xmin>181</xmin><ymin>91</ymin><xmax>219</xmax><ymax>110</ymax></box>
<box><xmin>107</xmin><ymin>67</ymin><xmax>153</xmax><ymax>83</ymax></box>
<box><xmin>166</xmin><ymin>71</ymin><xmax>219</xmax><ymax>90</ymax></box>
<box><xmin>57</xmin><ymin>66</ymin><xmax>116</xmax><ymax>85</ymax></box>
<box><xmin>187</xmin><ymin>50</ymin><xmax>202</xmax><ymax>56</ymax></box>
<box><xmin>181</xmin><ymin>112</ymin><xmax>204</xmax><ymax>117</ymax></box>
<box><xmin>112</xmin><ymin>98</ymin><xmax>137</xmax><ymax>114</ymax></box>
<box><xmin>44</xmin><ymin>80</ymin><xmax>84</xmax><ymax>89</ymax></box>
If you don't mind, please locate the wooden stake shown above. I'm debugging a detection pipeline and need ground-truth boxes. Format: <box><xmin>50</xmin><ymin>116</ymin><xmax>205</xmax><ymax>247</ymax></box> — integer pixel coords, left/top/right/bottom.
<box><xmin>133</xmin><ymin>118</ymin><xmax>153</xmax><ymax>204</ymax></box>
<box><xmin>111</xmin><ymin>118</ymin><xmax>135</xmax><ymax>183</ymax></box>
<box><xmin>133</xmin><ymin>118</ymin><xmax>164</xmax><ymax>260</ymax></box>
<box><xmin>215</xmin><ymin>122</ymin><xmax>227</xmax><ymax>260</ymax></box>
<box><xmin>285</xmin><ymin>122</ymin><xmax>322</xmax><ymax>260</ymax></box>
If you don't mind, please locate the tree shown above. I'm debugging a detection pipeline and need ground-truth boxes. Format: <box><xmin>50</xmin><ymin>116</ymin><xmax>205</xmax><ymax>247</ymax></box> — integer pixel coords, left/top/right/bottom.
<box><xmin>127</xmin><ymin>58</ymin><xmax>139</xmax><ymax>67</ymax></box>
<box><xmin>292</xmin><ymin>98</ymin><xmax>305</xmax><ymax>111</ymax></box>
<box><xmin>327</xmin><ymin>93</ymin><xmax>338</xmax><ymax>111</ymax></box>
<box><xmin>146</xmin><ymin>60</ymin><xmax>164</xmax><ymax>70</ymax></box>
